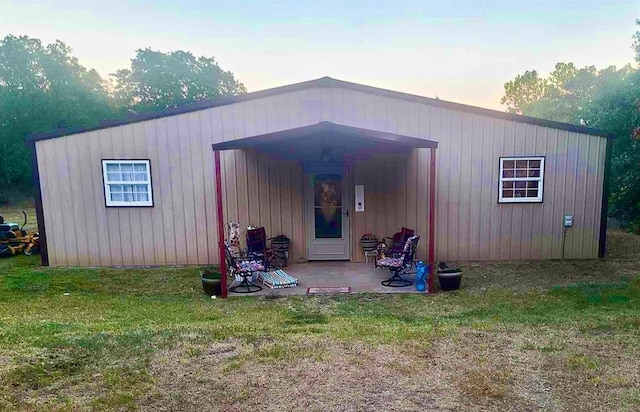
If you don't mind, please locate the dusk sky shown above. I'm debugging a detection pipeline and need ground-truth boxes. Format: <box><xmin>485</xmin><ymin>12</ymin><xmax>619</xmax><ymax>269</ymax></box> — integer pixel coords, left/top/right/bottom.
<box><xmin>1</xmin><ymin>0</ymin><xmax>638</xmax><ymax>110</ymax></box>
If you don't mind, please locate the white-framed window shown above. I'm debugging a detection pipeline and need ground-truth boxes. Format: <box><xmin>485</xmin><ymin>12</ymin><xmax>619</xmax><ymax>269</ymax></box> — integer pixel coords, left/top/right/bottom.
<box><xmin>499</xmin><ymin>156</ymin><xmax>544</xmax><ymax>203</ymax></box>
<box><xmin>102</xmin><ymin>160</ymin><xmax>153</xmax><ymax>207</ymax></box>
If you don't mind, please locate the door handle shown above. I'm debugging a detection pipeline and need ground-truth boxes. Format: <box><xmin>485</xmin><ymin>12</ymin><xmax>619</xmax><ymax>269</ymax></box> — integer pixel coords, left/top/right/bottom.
<box><xmin>344</xmin><ymin>209</ymin><xmax>349</xmax><ymax>217</ymax></box>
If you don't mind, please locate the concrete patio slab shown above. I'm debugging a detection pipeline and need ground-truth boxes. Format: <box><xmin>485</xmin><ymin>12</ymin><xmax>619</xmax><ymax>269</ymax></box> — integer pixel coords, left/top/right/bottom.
<box><xmin>228</xmin><ymin>261</ymin><xmax>421</xmax><ymax>296</ymax></box>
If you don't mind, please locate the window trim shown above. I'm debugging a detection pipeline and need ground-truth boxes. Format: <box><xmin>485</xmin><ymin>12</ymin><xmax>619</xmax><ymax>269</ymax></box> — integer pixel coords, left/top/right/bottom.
<box><xmin>498</xmin><ymin>156</ymin><xmax>545</xmax><ymax>204</ymax></box>
<box><xmin>102</xmin><ymin>159</ymin><xmax>154</xmax><ymax>207</ymax></box>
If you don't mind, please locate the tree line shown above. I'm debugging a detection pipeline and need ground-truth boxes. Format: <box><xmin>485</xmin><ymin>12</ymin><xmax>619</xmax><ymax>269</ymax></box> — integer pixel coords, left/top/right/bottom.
<box><xmin>0</xmin><ymin>35</ymin><xmax>245</xmax><ymax>202</ymax></box>
<box><xmin>1</xmin><ymin>27</ymin><xmax>639</xmax><ymax>232</ymax></box>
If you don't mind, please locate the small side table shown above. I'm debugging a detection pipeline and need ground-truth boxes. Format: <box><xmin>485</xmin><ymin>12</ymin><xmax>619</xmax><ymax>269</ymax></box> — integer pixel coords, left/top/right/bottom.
<box><xmin>364</xmin><ymin>250</ymin><xmax>378</xmax><ymax>265</ymax></box>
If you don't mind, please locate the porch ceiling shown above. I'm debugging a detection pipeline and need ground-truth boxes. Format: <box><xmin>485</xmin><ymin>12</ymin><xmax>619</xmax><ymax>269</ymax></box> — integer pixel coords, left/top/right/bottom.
<box><xmin>211</xmin><ymin>122</ymin><xmax>438</xmax><ymax>156</ymax></box>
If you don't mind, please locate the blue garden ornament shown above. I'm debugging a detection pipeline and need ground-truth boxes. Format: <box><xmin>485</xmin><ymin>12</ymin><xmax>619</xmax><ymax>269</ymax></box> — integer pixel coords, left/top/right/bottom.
<box><xmin>415</xmin><ymin>260</ymin><xmax>428</xmax><ymax>292</ymax></box>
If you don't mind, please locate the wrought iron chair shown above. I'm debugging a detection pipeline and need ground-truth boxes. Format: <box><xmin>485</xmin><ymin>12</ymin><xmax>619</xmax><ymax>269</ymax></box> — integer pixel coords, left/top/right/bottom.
<box><xmin>224</xmin><ymin>242</ymin><xmax>264</xmax><ymax>294</ymax></box>
<box><xmin>375</xmin><ymin>227</ymin><xmax>415</xmax><ymax>267</ymax></box>
<box><xmin>377</xmin><ymin>235</ymin><xmax>420</xmax><ymax>287</ymax></box>
<box><xmin>246</xmin><ymin>227</ymin><xmax>288</xmax><ymax>269</ymax></box>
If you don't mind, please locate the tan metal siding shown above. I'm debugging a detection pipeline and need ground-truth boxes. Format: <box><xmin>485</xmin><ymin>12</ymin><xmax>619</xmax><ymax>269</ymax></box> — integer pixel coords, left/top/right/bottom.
<box><xmin>36</xmin><ymin>86</ymin><xmax>607</xmax><ymax>266</ymax></box>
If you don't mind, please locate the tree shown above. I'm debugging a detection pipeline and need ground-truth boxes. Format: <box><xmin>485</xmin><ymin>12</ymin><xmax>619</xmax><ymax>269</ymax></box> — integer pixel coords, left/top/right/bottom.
<box><xmin>0</xmin><ymin>35</ymin><xmax>112</xmax><ymax>197</ymax></box>
<box><xmin>500</xmin><ymin>70</ymin><xmax>547</xmax><ymax>114</ymax></box>
<box><xmin>111</xmin><ymin>49</ymin><xmax>246</xmax><ymax>113</ymax></box>
<box><xmin>501</xmin><ymin>30</ymin><xmax>640</xmax><ymax>232</ymax></box>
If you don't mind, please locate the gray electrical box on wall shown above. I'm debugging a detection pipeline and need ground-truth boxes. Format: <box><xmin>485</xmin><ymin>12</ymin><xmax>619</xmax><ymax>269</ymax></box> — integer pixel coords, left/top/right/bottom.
<box><xmin>355</xmin><ymin>185</ymin><xmax>364</xmax><ymax>212</ymax></box>
<box><xmin>563</xmin><ymin>215</ymin><xmax>573</xmax><ymax>227</ymax></box>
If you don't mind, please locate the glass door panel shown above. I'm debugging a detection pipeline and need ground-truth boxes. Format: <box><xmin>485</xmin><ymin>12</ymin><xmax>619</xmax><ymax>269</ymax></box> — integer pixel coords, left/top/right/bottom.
<box><xmin>313</xmin><ymin>174</ymin><xmax>342</xmax><ymax>238</ymax></box>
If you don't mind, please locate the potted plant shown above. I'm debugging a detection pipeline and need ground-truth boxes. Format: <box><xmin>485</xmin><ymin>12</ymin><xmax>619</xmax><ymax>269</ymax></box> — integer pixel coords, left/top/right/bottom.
<box><xmin>271</xmin><ymin>234</ymin><xmax>290</xmax><ymax>252</ymax></box>
<box><xmin>200</xmin><ymin>266</ymin><xmax>223</xmax><ymax>296</ymax></box>
<box><xmin>437</xmin><ymin>262</ymin><xmax>462</xmax><ymax>291</ymax></box>
<box><xmin>360</xmin><ymin>233</ymin><xmax>379</xmax><ymax>252</ymax></box>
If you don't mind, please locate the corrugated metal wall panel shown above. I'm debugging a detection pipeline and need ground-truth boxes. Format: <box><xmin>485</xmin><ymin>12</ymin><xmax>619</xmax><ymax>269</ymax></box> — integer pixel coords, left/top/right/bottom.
<box><xmin>36</xmin><ymin>86</ymin><xmax>607</xmax><ymax>266</ymax></box>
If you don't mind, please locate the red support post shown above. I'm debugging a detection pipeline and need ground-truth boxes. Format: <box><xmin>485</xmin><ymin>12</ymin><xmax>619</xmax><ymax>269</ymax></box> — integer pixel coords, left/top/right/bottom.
<box><xmin>428</xmin><ymin>148</ymin><xmax>437</xmax><ymax>294</ymax></box>
<box><xmin>214</xmin><ymin>150</ymin><xmax>228</xmax><ymax>298</ymax></box>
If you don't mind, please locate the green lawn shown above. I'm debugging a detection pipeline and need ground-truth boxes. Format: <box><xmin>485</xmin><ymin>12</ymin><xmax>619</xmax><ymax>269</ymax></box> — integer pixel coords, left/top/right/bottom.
<box><xmin>0</xmin><ymin>231</ymin><xmax>639</xmax><ymax>411</ymax></box>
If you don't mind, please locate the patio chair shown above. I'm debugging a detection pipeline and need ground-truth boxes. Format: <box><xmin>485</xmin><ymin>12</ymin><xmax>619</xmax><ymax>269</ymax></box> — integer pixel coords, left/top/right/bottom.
<box><xmin>377</xmin><ymin>235</ymin><xmax>420</xmax><ymax>287</ymax></box>
<box><xmin>224</xmin><ymin>242</ymin><xmax>264</xmax><ymax>294</ymax></box>
<box><xmin>246</xmin><ymin>227</ymin><xmax>288</xmax><ymax>269</ymax></box>
<box><xmin>375</xmin><ymin>227</ymin><xmax>415</xmax><ymax>267</ymax></box>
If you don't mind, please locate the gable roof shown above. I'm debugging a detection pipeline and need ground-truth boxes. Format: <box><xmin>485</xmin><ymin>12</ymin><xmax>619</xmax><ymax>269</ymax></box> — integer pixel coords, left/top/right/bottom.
<box><xmin>27</xmin><ymin>76</ymin><xmax>613</xmax><ymax>143</ymax></box>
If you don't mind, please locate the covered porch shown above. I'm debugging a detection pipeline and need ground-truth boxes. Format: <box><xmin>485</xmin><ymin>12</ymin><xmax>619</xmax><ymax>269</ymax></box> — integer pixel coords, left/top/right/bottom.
<box><xmin>212</xmin><ymin>121</ymin><xmax>438</xmax><ymax>297</ymax></box>
<box><xmin>235</xmin><ymin>261</ymin><xmax>420</xmax><ymax>296</ymax></box>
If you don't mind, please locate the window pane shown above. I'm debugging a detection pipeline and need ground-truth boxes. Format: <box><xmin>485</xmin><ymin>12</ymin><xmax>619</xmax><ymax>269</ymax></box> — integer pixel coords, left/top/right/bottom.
<box><xmin>314</xmin><ymin>207</ymin><xmax>342</xmax><ymax>238</ymax></box>
<box><xmin>133</xmin><ymin>173</ymin><xmax>147</xmax><ymax>181</ymax></box>
<box><xmin>515</xmin><ymin>181</ymin><xmax>526</xmax><ymax>189</ymax></box>
<box><xmin>528</xmin><ymin>169</ymin><xmax>540</xmax><ymax>177</ymax></box>
<box><xmin>134</xmin><ymin>163</ymin><xmax>147</xmax><ymax>172</ymax></box>
<box><xmin>516</xmin><ymin>160</ymin><xmax>527</xmax><ymax>169</ymax></box>
<box><xmin>314</xmin><ymin>174</ymin><xmax>342</xmax><ymax>207</ymax></box>
<box><xmin>107</xmin><ymin>172</ymin><xmax>121</xmax><ymax>182</ymax></box>
<box><xmin>503</xmin><ymin>160</ymin><xmax>515</xmax><ymax>169</ymax></box>
<box><xmin>135</xmin><ymin>192</ymin><xmax>149</xmax><ymax>202</ymax></box>
<box><xmin>503</xmin><ymin>169</ymin><xmax>515</xmax><ymax>178</ymax></box>
<box><xmin>503</xmin><ymin>181</ymin><xmax>514</xmax><ymax>189</ymax></box>
<box><xmin>109</xmin><ymin>184</ymin><xmax>123</xmax><ymax>193</ymax></box>
<box><xmin>527</xmin><ymin>181</ymin><xmax>539</xmax><ymax>189</ymax></box>
<box><xmin>106</xmin><ymin>164</ymin><xmax>119</xmax><ymax>172</ymax></box>
<box><xmin>516</xmin><ymin>169</ymin><xmax>528</xmax><ymax>178</ymax></box>
<box><xmin>527</xmin><ymin>189</ymin><xmax>539</xmax><ymax>198</ymax></box>
<box><xmin>528</xmin><ymin>160</ymin><xmax>541</xmax><ymax>168</ymax></box>
<box><xmin>121</xmin><ymin>164</ymin><xmax>134</xmax><ymax>172</ymax></box>
<box><xmin>515</xmin><ymin>189</ymin><xmax>526</xmax><ymax>197</ymax></box>
<box><xmin>502</xmin><ymin>189</ymin><xmax>514</xmax><ymax>198</ymax></box>
<box><xmin>111</xmin><ymin>192</ymin><xmax>123</xmax><ymax>202</ymax></box>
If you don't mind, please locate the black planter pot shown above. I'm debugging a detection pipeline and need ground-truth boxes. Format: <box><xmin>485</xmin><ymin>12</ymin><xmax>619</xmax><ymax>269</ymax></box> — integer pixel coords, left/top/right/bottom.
<box><xmin>360</xmin><ymin>239</ymin><xmax>379</xmax><ymax>252</ymax></box>
<box><xmin>438</xmin><ymin>269</ymin><xmax>463</xmax><ymax>291</ymax></box>
<box><xmin>202</xmin><ymin>278</ymin><xmax>222</xmax><ymax>296</ymax></box>
<box><xmin>200</xmin><ymin>267</ymin><xmax>223</xmax><ymax>296</ymax></box>
<box><xmin>271</xmin><ymin>237</ymin><xmax>290</xmax><ymax>252</ymax></box>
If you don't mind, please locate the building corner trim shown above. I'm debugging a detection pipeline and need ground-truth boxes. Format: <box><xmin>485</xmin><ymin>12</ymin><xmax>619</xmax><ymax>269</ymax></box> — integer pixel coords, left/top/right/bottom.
<box><xmin>28</xmin><ymin>142</ymin><xmax>49</xmax><ymax>266</ymax></box>
<box><xmin>598</xmin><ymin>135</ymin><xmax>614</xmax><ymax>258</ymax></box>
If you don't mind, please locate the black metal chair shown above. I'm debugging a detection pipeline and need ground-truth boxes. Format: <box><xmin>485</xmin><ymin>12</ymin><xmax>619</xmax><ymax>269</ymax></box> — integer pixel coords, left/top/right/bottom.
<box><xmin>376</xmin><ymin>227</ymin><xmax>415</xmax><ymax>267</ymax></box>
<box><xmin>377</xmin><ymin>235</ymin><xmax>420</xmax><ymax>287</ymax></box>
<box><xmin>246</xmin><ymin>227</ymin><xmax>288</xmax><ymax>269</ymax></box>
<box><xmin>224</xmin><ymin>243</ymin><xmax>264</xmax><ymax>294</ymax></box>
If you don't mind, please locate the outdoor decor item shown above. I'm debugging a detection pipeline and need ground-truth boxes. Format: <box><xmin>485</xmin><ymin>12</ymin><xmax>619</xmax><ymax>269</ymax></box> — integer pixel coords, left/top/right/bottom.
<box><xmin>360</xmin><ymin>233</ymin><xmax>379</xmax><ymax>251</ymax></box>
<box><xmin>258</xmin><ymin>269</ymin><xmax>298</xmax><ymax>289</ymax></box>
<box><xmin>307</xmin><ymin>286</ymin><xmax>351</xmax><ymax>295</ymax></box>
<box><xmin>200</xmin><ymin>266</ymin><xmax>223</xmax><ymax>296</ymax></box>
<box><xmin>437</xmin><ymin>262</ymin><xmax>462</xmax><ymax>291</ymax></box>
<box><xmin>270</xmin><ymin>235</ymin><xmax>290</xmax><ymax>267</ymax></box>
<box><xmin>415</xmin><ymin>261</ymin><xmax>428</xmax><ymax>292</ymax></box>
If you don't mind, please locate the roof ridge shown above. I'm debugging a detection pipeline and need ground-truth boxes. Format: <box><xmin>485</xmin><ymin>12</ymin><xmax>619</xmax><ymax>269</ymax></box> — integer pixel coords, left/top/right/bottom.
<box><xmin>27</xmin><ymin>76</ymin><xmax>613</xmax><ymax>143</ymax></box>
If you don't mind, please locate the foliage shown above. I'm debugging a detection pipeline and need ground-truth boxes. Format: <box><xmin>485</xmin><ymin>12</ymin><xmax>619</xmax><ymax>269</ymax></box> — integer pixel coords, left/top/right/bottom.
<box><xmin>111</xmin><ymin>48</ymin><xmax>246</xmax><ymax>113</ymax></box>
<box><xmin>501</xmin><ymin>22</ymin><xmax>640</xmax><ymax>231</ymax></box>
<box><xmin>500</xmin><ymin>70</ymin><xmax>548</xmax><ymax>114</ymax></box>
<box><xmin>0</xmin><ymin>35</ymin><xmax>113</xmax><ymax>192</ymax></box>
<box><xmin>0</xmin><ymin>37</ymin><xmax>246</xmax><ymax>199</ymax></box>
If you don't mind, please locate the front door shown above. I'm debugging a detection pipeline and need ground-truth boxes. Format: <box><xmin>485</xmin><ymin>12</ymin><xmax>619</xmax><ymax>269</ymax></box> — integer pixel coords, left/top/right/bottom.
<box><xmin>306</xmin><ymin>166</ymin><xmax>350</xmax><ymax>260</ymax></box>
